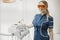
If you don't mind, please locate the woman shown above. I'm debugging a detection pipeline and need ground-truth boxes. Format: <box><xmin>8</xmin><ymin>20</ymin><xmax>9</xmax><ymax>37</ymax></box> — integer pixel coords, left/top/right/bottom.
<box><xmin>32</xmin><ymin>1</ymin><xmax>54</xmax><ymax>40</ymax></box>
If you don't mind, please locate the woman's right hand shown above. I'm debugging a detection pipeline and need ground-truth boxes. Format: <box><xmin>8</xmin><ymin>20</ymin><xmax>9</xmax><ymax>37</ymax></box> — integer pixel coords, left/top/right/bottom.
<box><xmin>26</xmin><ymin>24</ymin><xmax>34</xmax><ymax>28</ymax></box>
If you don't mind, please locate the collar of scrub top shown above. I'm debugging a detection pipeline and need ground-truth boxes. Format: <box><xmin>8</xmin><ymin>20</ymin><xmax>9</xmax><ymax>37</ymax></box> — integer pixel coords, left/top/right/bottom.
<box><xmin>40</xmin><ymin>13</ymin><xmax>46</xmax><ymax>16</ymax></box>
<box><xmin>39</xmin><ymin>13</ymin><xmax>46</xmax><ymax>20</ymax></box>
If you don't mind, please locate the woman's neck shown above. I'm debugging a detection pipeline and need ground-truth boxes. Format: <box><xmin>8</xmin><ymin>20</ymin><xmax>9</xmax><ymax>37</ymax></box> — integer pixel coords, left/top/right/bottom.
<box><xmin>40</xmin><ymin>12</ymin><xmax>45</xmax><ymax>15</ymax></box>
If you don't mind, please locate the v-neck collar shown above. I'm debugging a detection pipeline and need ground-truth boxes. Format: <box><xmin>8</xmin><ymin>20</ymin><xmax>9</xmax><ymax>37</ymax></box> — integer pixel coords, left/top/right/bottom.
<box><xmin>39</xmin><ymin>13</ymin><xmax>46</xmax><ymax>20</ymax></box>
<box><xmin>40</xmin><ymin>13</ymin><xmax>46</xmax><ymax>16</ymax></box>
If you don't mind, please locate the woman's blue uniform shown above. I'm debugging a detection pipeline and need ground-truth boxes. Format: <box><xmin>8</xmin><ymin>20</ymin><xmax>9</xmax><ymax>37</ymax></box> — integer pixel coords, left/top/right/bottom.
<box><xmin>32</xmin><ymin>14</ymin><xmax>53</xmax><ymax>40</ymax></box>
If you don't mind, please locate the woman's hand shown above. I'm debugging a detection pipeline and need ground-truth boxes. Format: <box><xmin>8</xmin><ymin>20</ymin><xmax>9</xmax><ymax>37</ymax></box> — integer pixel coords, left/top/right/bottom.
<box><xmin>25</xmin><ymin>24</ymin><xmax>34</xmax><ymax>28</ymax></box>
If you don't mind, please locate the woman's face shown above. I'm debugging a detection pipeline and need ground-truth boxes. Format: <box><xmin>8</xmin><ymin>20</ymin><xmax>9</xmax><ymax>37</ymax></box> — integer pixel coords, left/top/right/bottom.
<box><xmin>37</xmin><ymin>2</ymin><xmax>47</xmax><ymax>13</ymax></box>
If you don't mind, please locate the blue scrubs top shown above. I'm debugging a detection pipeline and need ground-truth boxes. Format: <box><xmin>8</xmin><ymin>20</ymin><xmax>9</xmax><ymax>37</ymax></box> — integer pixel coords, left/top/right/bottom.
<box><xmin>32</xmin><ymin>14</ymin><xmax>53</xmax><ymax>40</ymax></box>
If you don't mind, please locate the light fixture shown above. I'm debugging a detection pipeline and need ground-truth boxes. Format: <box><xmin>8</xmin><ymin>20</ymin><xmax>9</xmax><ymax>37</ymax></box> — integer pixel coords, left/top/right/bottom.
<box><xmin>3</xmin><ymin>0</ymin><xmax>16</xmax><ymax>3</ymax></box>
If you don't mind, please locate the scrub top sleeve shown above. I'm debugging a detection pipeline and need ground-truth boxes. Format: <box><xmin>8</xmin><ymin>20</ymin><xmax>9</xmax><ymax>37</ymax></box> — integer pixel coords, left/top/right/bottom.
<box><xmin>48</xmin><ymin>16</ymin><xmax>54</xmax><ymax>29</ymax></box>
<box><xmin>32</xmin><ymin>14</ymin><xmax>38</xmax><ymax>27</ymax></box>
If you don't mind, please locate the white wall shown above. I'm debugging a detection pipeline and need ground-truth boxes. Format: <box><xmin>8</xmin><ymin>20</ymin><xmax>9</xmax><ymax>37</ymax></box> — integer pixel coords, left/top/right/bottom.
<box><xmin>53</xmin><ymin>0</ymin><xmax>60</xmax><ymax>34</ymax></box>
<box><xmin>0</xmin><ymin>0</ymin><xmax>60</xmax><ymax>40</ymax></box>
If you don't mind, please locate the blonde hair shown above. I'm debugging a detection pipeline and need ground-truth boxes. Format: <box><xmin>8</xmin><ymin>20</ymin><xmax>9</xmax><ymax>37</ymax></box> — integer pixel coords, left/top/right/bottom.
<box><xmin>39</xmin><ymin>1</ymin><xmax>50</xmax><ymax>21</ymax></box>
